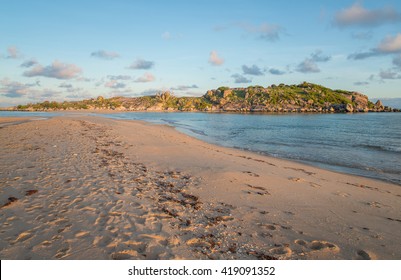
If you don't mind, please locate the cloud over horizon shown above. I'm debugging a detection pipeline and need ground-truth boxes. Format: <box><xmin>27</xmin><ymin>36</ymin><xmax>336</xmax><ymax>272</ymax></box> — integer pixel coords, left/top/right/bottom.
<box><xmin>134</xmin><ymin>73</ymin><xmax>155</xmax><ymax>83</ymax></box>
<box><xmin>129</xmin><ymin>59</ymin><xmax>155</xmax><ymax>70</ymax></box>
<box><xmin>334</xmin><ymin>2</ymin><xmax>401</xmax><ymax>28</ymax></box>
<box><xmin>107</xmin><ymin>75</ymin><xmax>132</xmax><ymax>80</ymax></box>
<box><xmin>5</xmin><ymin>46</ymin><xmax>21</xmax><ymax>59</ymax></box>
<box><xmin>105</xmin><ymin>80</ymin><xmax>126</xmax><ymax>89</ymax></box>
<box><xmin>242</xmin><ymin>64</ymin><xmax>263</xmax><ymax>76</ymax></box>
<box><xmin>296</xmin><ymin>59</ymin><xmax>320</xmax><ymax>73</ymax></box>
<box><xmin>231</xmin><ymin>73</ymin><xmax>251</xmax><ymax>83</ymax></box>
<box><xmin>268</xmin><ymin>68</ymin><xmax>286</xmax><ymax>75</ymax></box>
<box><xmin>171</xmin><ymin>84</ymin><xmax>199</xmax><ymax>91</ymax></box>
<box><xmin>239</xmin><ymin>22</ymin><xmax>283</xmax><ymax>41</ymax></box>
<box><xmin>208</xmin><ymin>50</ymin><xmax>224</xmax><ymax>66</ymax></box>
<box><xmin>379</xmin><ymin>69</ymin><xmax>401</xmax><ymax>80</ymax></box>
<box><xmin>91</xmin><ymin>50</ymin><xmax>120</xmax><ymax>60</ymax></box>
<box><xmin>296</xmin><ymin>50</ymin><xmax>331</xmax><ymax>73</ymax></box>
<box><xmin>20</xmin><ymin>59</ymin><xmax>38</xmax><ymax>68</ymax></box>
<box><xmin>0</xmin><ymin>78</ymin><xmax>59</xmax><ymax>100</ymax></box>
<box><xmin>393</xmin><ymin>55</ymin><xmax>401</xmax><ymax>69</ymax></box>
<box><xmin>348</xmin><ymin>33</ymin><xmax>401</xmax><ymax>60</ymax></box>
<box><xmin>310</xmin><ymin>50</ymin><xmax>331</xmax><ymax>62</ymax></box>
<box><xmin>0</xmin><ymin>79</ymin><xmax>30</xmax><ymax>98</ymax></box>
<box><xmin>23</xmin><ymin>60</ymin><xmax>82</xmax><ymax>80</ymax></box>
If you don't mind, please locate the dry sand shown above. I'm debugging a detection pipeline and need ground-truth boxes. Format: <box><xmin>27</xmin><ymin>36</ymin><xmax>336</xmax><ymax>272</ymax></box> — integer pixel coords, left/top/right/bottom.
<box><xmin>0</xmin><ymin>115</ymin><xmax>400</xmax><ymax>260</ymax></box>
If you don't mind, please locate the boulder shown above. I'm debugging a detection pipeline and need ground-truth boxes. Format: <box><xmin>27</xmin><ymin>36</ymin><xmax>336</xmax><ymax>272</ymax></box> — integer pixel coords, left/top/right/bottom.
<box><xmin>351</xmin><ymin>92</ymin><xmax>368</xmax><ymax>110</ymax></box>
<box><xmin>345</xmin><ymin>103</ymin><xmax>353</xmax><ymax>112</ymax></box>
<box><xmin>375</xmin><ymin>100</ymin><xmax>384</xmax><ymax>109</ymax></box>
<box><xmin>223</xmin><ymin>89</ymin><xmax>232</xmax><ymax>98</ymax></box>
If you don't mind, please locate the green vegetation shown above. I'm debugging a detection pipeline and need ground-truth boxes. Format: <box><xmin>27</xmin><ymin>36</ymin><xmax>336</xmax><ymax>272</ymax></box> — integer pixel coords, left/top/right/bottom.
<box><xmin>14</xmin><ymin>82</ymin><xmax>392</xmax><ymax>113</ymax></box>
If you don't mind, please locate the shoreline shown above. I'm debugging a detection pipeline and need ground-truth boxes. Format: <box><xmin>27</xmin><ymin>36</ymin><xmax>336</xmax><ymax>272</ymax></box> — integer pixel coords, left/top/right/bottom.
<box><xmin>3</xmin><ymin>111</ymin><xmax>400</xmax><ymax>186</ymax></box>
<box><xmin>0</xmin><ymin>116</ymin><xmax>400</xmax><ymax>259</ymax></box>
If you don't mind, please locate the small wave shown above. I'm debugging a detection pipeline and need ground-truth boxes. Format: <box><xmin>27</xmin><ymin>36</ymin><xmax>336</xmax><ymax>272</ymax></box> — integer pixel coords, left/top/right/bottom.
<box><xmin>188</xmin><ymin>128</ymin><xmax>207</xmax><ymax>136</ymax></box>
<box><xmin>359</xmin><ymin>144</ymin><xmax>401</xmax><ymax>153</ymax></box>
<box><xmin>161</xmin><ymin>118</ymin><xmax>178</xmax><ymax>125</ymax></box>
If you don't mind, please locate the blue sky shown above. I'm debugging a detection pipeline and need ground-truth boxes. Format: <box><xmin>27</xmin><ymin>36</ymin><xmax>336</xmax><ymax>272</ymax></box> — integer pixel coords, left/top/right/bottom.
<box><xmin>1</xmin><ymin>0</ymin><xmax>401</xmax><ymax>106</ymax></box>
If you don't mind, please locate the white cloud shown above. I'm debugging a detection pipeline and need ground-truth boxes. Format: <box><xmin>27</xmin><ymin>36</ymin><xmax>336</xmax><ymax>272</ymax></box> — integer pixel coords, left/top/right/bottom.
<box><xmin>23</xmin><ymin>60</ymin><xmax>82</xmax><ymax>80</ymax></box>
<box><xmin>268</xmin><ymin>68</ymin><xmax>285</xmax><ymax>75</ymax></box>
<box><xmin>334</xmin><ymin>2</ymin><xmax>401</xmax><ymax>28</ymax></box>
<box><xmin>105</xmin><ymin>80</ymin><xmax>126</xmax><ymax>89</ymax></box>
<box><xmin>208</xmin><ymin>50</ymin><xmax>224</xmax><ymax>66</ymax></box>
<box><xmin>107</xmin><ymin>75</ymin><xmax>132</xmax><ymax>80</ymax></box>
<box><xmin>393</xmin><ymin>55</ymin><xmax>401</xmax><ymax>69</ymax></box>
<box><xmin>0</xmin><ymin>78</ymin><xmax>59</xmax><ymax>100</ymax></box>
<box><xmin>59</xmin><ymin>83</ymin><xmax>73</xmax><ymax>89</ymax></box>
<box><xmin>296</xmin><ymin>59</ymin><xmax>320</xmax><ymax>73</ymax></box>
<box><xmin>239</xmin><ymin>22</ymin><xmax>283</xmax><ymax>41</ymax></box>
<box><xmin>354</xmin><ymin>81</ymin><xmax>369</xmax><ymax>86</ymax></box>
<box><xmin>378</xmin><ymin>33</ymin><xmax>401</xmax><ymax>53</ymax></box>
<box><xmin>0</xmin><ymin>79</ymin><xmax>30</xmax><ymax>98</ymax></box>
<box><xmin>349</xmin><ymin>33</ymin><xmax>401</xmax><ymax>60</ymax></box>
<box><xmin>5</xmin><ymin>46</ymin><xmax>21</xmax><ymax>59</ymax></box>
<box><xmin>129</xmin><ymin>59</ymin><xmax>154</xmax><ymax>70</ymax></box>
<box><xmin>134</xmin><ymin>73</ymin><xmax>155</xmax><ymax>83</ymax></box>
<box><xmin>20</xmin><ymin>59</ymin><xmax>38</xmax><ymax>68</ymax></box>
<box><xmin>242</xmin><ymin>64</ymin><xmax>263</xmax><ymax>76</ymax></box>
<box><xmin>310</xmin><ymin>50</ymin><xmax>331</xmax><ymax>62</ymax></box>
<box><xmin>231</xmin><ymin>74</ymin><xmax>251</xmax><ymax>83</ymax></box>
<box><xmin>379</xmin><ymin>69</ymin><xmax>401</xmax><ymax>79</ymax></box>
<box><xmin>171</xmin><ymin>85</ymin><xmax>199</xmax><ymax>91</ymax></box>
<box><xmin>91</xmin><ymin>50</ymin><xmax>120</xmax><ymax>60</ymax></box>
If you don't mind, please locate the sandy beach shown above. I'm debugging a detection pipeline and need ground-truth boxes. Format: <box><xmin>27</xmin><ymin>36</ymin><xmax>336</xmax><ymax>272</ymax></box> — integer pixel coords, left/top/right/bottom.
<box><xmin>0</xmin><ymin>115</ymin><xmax>400</xmax><ymax>260</ymax></box>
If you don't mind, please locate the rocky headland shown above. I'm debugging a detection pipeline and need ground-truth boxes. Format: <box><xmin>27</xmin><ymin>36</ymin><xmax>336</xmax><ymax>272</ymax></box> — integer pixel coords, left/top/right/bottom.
<box><xmin>11</xmin><ymin>82</ymin><xmax>399</xmax><ymax>113</ymax></box>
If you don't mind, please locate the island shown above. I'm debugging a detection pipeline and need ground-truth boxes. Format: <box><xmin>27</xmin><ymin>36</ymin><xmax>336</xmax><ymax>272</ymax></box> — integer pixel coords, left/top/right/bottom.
<box><xmin>11</xmin><ymin>82</ymin><xmax>399</xmax><ymax>113</ymax></box>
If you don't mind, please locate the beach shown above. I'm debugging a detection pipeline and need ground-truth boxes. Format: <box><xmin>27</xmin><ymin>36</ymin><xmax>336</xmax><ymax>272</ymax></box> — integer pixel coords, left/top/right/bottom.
<box><xmin>0</xmin><ymin>115</ymin><xmax>400</xmax><ymax>260</ymax></box>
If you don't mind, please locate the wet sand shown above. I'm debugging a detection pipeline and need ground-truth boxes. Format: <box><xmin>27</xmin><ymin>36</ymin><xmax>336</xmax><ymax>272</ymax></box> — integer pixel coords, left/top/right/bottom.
<box><xmin>0</xmin><ymin>115</ymin><xmax>400</xmax><ymax>260</ymax></box>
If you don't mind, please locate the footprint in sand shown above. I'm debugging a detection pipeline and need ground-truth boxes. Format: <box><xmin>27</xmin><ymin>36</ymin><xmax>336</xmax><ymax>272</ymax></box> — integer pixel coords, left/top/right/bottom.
<box><xmin>333</xmin><ymin>192</ymin><xmax>351</xmax><ymax>197</ymax></box>
<box><xmin>366</xmin><ymin>201</ymin><xmax>388</xmax><ymax>208</ymax></box>
<box><xmin>294</xmin><ymin>239</ymin><xmax>307</xmax><ymax>246</ymax></box>
<box><xmin>25</xmin><ymin>189</ymin><xmax>38</xmax><ymax>196</ymax></box>
<box><xmin>242</xmin><ymin>171</ymin><xmax>260</xmax><ymax>177</ymax></box>
<box><xmin>111</xmin><ymin>250</ymin><xmax>141</xmax><ymax>260</ymax></box>
<box><xmin>258</xmin><ymin>223</ymin><xmax>276</xmax><ymax>230</ymax></box>
<box><xmin>245</xmin><ymin>184</ymin><xmax>271</xmax><ymax>196</ymax></box>
<box><xmin>289</xmin><ymin>177</ymin><xmax>305</xmax><ymax>182</ymax></box>
<box><xmin>54</xmin><ymin>246</ymin><xmax>70</xmax><ymax>259</ymax></box>
<box><xmin>269</xmin><ymin>246</ymin><xmax>292</xmax><ymax>258</ymax></box>
<box><xmin>308</xmin><ymin>240</ymin><xmax>339</xmax><ymax>252</ymax></box>
<box><xmin>1</xmin><ymin>197</ymin><xmax>18</xmax><ymax>208</ymax></box>
<box><xmin>356</xmin><ymin>249</ymin><xmax>374</xmax><ymax>260</ymax></box>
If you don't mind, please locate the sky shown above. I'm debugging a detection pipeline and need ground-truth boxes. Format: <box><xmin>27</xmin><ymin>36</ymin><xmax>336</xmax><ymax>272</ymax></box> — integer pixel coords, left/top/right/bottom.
<box><xmin>1</xmin><ymin>0</ymin><xmax>401</xmax><ymax>106</ymax></box>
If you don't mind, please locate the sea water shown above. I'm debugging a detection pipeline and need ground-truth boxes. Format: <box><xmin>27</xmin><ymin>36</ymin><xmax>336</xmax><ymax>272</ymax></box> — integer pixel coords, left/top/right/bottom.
<box><xmin>97</xmin><ymin>112</ymin><xmax>401</xmax><ymax>185</ymax></box>
<box><xmin>1</xmin><ymin>111</ymin><xmax>400</xmax><ymax>185</ymax></box>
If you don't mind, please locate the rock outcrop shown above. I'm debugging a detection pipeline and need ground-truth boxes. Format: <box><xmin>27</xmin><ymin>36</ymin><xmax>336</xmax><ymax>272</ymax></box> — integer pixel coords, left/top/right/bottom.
<box><xmin>13</xmin><ymin>82</ymin><xmax>399</xmax><ymax>113</ymax></box>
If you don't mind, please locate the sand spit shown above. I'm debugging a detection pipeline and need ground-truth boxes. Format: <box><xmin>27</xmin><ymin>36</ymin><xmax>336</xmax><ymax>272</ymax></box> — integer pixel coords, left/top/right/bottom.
<box><xmin>0</xmin><ymin>116</ymin><xmax>400</xmax><ymax>260</ymax></box>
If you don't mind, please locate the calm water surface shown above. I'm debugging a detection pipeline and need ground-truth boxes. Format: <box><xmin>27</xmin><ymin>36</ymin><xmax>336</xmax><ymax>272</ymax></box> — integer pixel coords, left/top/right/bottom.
<box><xmin>97</xmin><ymin>112</ymin><xmax>401</xmax><ymax>185</ymax></box>
<box><xmin>1</xmin><ymin>111</ymin><xmax>400</xmax><ymax>185</ymax></box>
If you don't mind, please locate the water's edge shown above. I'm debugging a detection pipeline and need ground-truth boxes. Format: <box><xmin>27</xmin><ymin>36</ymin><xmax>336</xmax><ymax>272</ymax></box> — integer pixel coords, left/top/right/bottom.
<box><xmin>1</xmin><ymin>111</ymin><xmax>400</xmax><ymax>186</ymax></box>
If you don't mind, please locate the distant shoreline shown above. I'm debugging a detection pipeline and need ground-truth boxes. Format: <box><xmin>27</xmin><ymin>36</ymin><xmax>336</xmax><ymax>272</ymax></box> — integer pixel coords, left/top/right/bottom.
<box><xmin>4</xmin><ymin>83</ymin><xmax>400</xmax><ymax>113</ymax></box>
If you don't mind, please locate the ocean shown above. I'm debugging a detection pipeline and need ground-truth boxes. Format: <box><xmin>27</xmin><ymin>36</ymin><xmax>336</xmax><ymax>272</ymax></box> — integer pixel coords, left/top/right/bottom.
<box><xmin>96</xmin><ymin>112</ymin><xmax>401</xmax><ymax>185</ymax></box>
<box><xmin>1</xmin><ymin>111</ymin><xmax>400</xmax><ymax>185</ymax></box>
